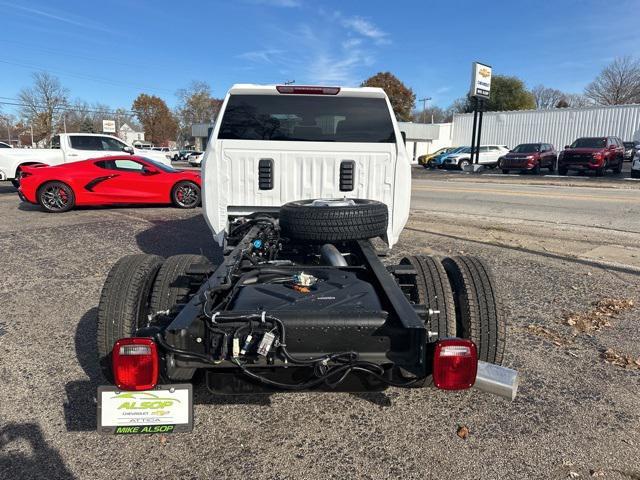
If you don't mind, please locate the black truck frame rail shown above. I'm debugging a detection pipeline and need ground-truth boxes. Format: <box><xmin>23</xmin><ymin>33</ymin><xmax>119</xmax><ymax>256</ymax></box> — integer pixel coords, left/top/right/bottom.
<box><xmin>155</xmin><ymin>220</ymin><xmax>433</xmax><ymax>394</ymax></box>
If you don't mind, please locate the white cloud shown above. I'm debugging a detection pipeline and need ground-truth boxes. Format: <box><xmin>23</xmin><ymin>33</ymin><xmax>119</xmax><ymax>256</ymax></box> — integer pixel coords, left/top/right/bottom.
<box><xmin>237</xmin><ymin>12</ymin><xmax>390</xmax><ymax>86</ymax></box>
<box><xmin>0</xmin><ymin>1</ymin><xmax>118</xmax><ymax>35</ymax></box>
<box><xmin>238</xmin><ymin>49</ymin><xmax>285</xmax><ymax>63</ymax></box>
<box><xmin>245</xmin><ymin>0</ymin><xmax>301</xmax><ymax>7</ymax></box>
<box><xmin>341</xmin><ymin>16</ymin><xmax>390</xmax><ymax>45</ymax></box>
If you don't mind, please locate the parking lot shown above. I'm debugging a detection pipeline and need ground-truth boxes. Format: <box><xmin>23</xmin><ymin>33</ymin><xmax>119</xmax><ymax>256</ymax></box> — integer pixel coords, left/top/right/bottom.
<box><xmin>0</xmin><ymin>172</ymin><xmax>639</xmax><ymax>480</ymax></box>
<box><xmin>413</xmin><ymin>161</ymin><xmax>637</xmax><ymax>184</ymax></box>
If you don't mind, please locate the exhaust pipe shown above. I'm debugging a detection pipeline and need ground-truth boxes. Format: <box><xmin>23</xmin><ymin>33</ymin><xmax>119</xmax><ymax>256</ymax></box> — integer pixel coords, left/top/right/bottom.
<box><xmin>474</xmin><ymin>361</ymin><xmax>519</xmax><ymax>401</ymax></box>
<box><xmin>320</xmin><ymin>244</ymin><xmax>348</xmax><ymax>267</ymax></box>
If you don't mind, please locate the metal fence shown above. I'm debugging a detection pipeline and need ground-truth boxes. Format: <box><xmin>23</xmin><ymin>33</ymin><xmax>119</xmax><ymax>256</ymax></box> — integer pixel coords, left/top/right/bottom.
<box><xmin>451</xmin><ymin>104</ymin><xmax>640</xmax><ymax>149</ymax></box>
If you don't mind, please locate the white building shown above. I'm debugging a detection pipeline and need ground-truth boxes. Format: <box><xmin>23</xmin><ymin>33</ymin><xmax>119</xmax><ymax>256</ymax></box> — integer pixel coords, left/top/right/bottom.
<box><xmin>118</xmin><ymin>123</ymin><xmax>145</xmax><ymax>145</ymax></box>
<box><xmin>451</xmin><ymin>103</ymin><xmax>640</xmax><ymax>149</ymax></box>
<box><xmin>398</xmin><ymin>122</ymin><xmax>452</xmax><ymax>162</ymax></box>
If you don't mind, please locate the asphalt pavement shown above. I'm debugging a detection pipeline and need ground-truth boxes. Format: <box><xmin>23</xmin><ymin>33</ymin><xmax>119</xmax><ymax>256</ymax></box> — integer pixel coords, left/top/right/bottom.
<box><xmin>0</xmin><ymin>175</ymin><xmax>638</xmax><ymax>480</ymax></box>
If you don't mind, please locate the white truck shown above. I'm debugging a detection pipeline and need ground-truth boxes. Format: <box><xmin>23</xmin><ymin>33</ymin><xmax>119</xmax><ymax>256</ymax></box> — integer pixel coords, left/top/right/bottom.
<box><xmin>0</xmin><ymin>133</ymin><xmax>172</xmax><ymax>186</ymax></box>
<box><xmin>95</xmin><ymin>84</ymin><xmax>517</xmax><ymax>434</ymax></box>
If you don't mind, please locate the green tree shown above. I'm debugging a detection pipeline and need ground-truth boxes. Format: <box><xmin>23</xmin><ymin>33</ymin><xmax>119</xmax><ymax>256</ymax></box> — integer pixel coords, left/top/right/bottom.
<box><xmin>79</xmin><ymin>117</ymin><xmax>95</xmax><ymax>133</ymax></box>
<box><xmin>448</xmin><ymin>74</ymin><xmax>536</xmax><ymax>113</ymax></box>
<box><xmin>132</xmin><ymin>94</ymin><xmax>177</xmax><ymax>145</ymax></box>
<box><xmin>361</xmin><ymin>72</ymin><xmax>416</xmax><ymax>121</ymax></box>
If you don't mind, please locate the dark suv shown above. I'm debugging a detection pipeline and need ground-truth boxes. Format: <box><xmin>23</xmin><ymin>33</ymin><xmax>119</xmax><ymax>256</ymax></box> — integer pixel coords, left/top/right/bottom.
<box><xmin>558</xmin><ymin>137</ymin><xmax>624</xmax><ymax>176</ymax></box>
<box><xmin>499</xmin><ymin>143</ymin><xmax>557</xmax><ymax>174</ymax></box>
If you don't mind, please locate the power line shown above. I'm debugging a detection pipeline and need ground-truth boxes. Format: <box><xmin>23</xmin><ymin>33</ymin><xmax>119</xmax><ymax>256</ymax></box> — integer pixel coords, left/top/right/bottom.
<box><xmin>0</xmin><ymin>58</ymin><xmax>175</xmax><ymax>95</ymax></box>
<box><xmin>0</xmin><ymin>100</ymin><xmax>140</xmax><ymax>118</ymax></box>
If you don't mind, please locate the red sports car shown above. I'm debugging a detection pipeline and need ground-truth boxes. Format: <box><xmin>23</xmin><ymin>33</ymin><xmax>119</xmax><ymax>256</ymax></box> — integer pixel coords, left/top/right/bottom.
<box><xmin>18</xmin><ymin>156</ymin><xmax>202</xmax><ymax>213</ymax></box>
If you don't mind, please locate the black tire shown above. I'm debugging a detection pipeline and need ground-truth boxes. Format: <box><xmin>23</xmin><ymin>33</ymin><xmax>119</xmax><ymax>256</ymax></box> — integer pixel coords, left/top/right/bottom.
<box><xmin>10</xmin><ymin>178</ymin><xmax>19</xmax><ymax>189</ymax></box>
<box><xmin>631</xmin><ymin>170</ymin><xmax>640</xmax><ymax>178</ymax></box>
<box><xmin>612</xmin><ymin>158</ymin><xmax>623</xmax><ymax>174</ymax></box>
<box><xmin>442</xmin><ymin>256</ymin><xmax>505</xmax><ymax>365</ymax></box>
<box><xmin>559</xmin><ymin>166</ymin><xmax>568</xmax><ymax>176</ymax></box>
<box><xmin>279</xmin><ymin>198</ymin><xmax>388</xmax><ymax>243</ymax></box>
<box><xmin>37</xmin><ymin>181</ymin><xmax>75</xmax><ymax>213</ymax></box>
<box><xmin>97</xmin><ymin>254</ymin><xmax>164</xmax><ymax>382</ymax></box>
<box><xmin>150</xmin><ymin>254</ymin><xmax>210</xmax><ymax>315</ymax></box>
<box><xmin>501</xmin><ymin>169</ymin><xmax>510</xmax><ymax>174</ymax></box>
<box><xmin>548</xmin><ymin>162</ymin><xmax>555</xmax><ymax>173</ymax></box>
<box><xmin>532</xmin><ymin>162</ymin><xmax>541</xmax><ymax>175</ymax></box>
<box><xmin>171</xmin><ymin>181</ymin><xmax>201</xmax><ymax>208</ymax></box>
<box><xmin>458</xmin><ymin>159</ymin><xmax>470</xmax><ymax>170</ymax></box>
<box><xmin>400</xmin><ymin>256</ymin><xmax>456</xmax><ymax>339</ymax></box>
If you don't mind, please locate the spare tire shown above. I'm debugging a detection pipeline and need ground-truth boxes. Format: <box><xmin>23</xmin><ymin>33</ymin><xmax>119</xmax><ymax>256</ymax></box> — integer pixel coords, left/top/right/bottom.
<box><xmin>279</xmin><ymin>198</ymin><xmax>388</xmax><ymax>243</ymax></box>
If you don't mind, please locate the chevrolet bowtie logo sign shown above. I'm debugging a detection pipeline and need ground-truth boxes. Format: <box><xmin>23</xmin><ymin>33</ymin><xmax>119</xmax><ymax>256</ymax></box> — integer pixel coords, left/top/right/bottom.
<box><xmin>470</xmin><ymin>62</ymin><xmax>492</xmax><ymax>100</ymax></box>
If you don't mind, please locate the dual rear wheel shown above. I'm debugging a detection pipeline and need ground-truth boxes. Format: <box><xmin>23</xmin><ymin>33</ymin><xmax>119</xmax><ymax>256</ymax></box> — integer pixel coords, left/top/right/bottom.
<box><xmin>397</xmin><ymin>255</ymin><xmax>505</xmax><ymax>365</ymax></box>
<box><xmin>96</xmin><ymin>254</ymin><xmax>211</xmax><ymax>381</ymax></box>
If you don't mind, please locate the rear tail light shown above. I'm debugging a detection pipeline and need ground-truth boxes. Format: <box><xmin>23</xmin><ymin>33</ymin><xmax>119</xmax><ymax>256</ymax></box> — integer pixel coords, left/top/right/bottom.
<box><xmin>433</xmin><ymin>339</ymin><xmax>477</xmax><ymax>390</ymax></box>
<box><xmin>276</xmin><ymin>85</ymin><xmax>340</xmax><ymax>95</ymax></box>
<box><xmin>112</xmin><ymin>338</ymin><xmax>159</xmax><ymax>391</ymax></box>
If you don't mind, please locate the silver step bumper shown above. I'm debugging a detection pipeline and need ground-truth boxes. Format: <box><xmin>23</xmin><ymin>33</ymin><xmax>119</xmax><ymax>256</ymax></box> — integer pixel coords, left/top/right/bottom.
<box><xmin>473</xmin><ymin>361</ymin><xmax>519</xmax><ymax>401</ymax></box>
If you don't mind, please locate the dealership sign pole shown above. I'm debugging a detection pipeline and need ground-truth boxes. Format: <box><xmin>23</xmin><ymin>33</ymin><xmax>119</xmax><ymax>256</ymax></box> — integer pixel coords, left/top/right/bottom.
<box><xmin>469</xmin><ymin>62</ymin><xmax>492</xmax><ymax>165</ymax></box>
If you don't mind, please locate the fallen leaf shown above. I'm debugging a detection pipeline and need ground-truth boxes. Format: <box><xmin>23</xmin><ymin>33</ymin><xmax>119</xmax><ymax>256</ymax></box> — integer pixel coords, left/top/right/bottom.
<box><xmin>159</xmin><ymin>435</ymin><xmax>167</xmax><ymax>445</ymax></box>
<box><xmin>563</xmin><ymin>297</ymin><xmax>634</xmax><ymax>333</ymax></box>
<box><xmin>527</xmin><ymin>324</ymin><xmax>570</xmax><ymax>346</ymax></box>
<box><xmin>589</xmin><ymin>469</ymin><xmax>605</xmax><ymax>477</ymax></box>
<box><xmin>568</xmin><ymin>472</ymin><xmax>580</xmax><ymax>478</ymax></box>
<box><xmin>601</xmin><ymin>349</ymin><xmax>640</xmax><ymax>370</ymax></box>
<box><xmin>456</xmin><ymin>425</ymin><xmax>469</xmax><ymax>439</ymax></box>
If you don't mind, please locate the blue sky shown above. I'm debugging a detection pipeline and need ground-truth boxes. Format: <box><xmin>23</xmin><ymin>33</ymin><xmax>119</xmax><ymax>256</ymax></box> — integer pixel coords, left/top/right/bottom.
<box><xmin>1</xmin><ymin>0</ymin><xmax>639</xmax><ymax>115</ymax></box>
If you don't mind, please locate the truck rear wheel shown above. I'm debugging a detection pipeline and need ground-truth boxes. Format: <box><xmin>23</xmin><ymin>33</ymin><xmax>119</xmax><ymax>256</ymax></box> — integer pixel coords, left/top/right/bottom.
<box><xmin>150</xmin><ymin>254</ymin><xmax>210</xmax><ymax>316</ymax></box>
<box><xmin>279</xmin><ymin>198</ymin><xmax>388</xmax><ymax>242</ymax></box>
<box><xmin>442</xmin><ymin>256</ymin><xmax>505</xmax><ymax>365</ymax></box>
<box><xmin>399</xmin><ymin>256</ymin><xmax>456</xmax><ymax>338</ymax></box>
<box><xmin>149</xmin><ymin>254</ymin><xmax>211</xmax><ymax>381</ymax></box>
<box><xmin>97</xmin><ymin>254</ymin><xmax>163</xmax><ymax>382</ymax></box>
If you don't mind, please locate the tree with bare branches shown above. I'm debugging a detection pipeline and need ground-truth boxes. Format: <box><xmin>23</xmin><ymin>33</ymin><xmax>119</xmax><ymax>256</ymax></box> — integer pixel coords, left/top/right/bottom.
<box><xmin>175</xmin><ymin>81</ymin><xmax>222</xmax><ymax>144</ymax></box>
<box><xmin>18</xmin><ymin>72</ymin><xmax>69</xmax><ymax>143</ymax></box>
<box><xmin>584</xmin><ymin>56</ymin><xmax>640</xmax><ymax>105</ymax></box>
<box><xmin>531</xmin><ymin>85</ymin><xmax>565</xmax><ymax>109</ymax></box>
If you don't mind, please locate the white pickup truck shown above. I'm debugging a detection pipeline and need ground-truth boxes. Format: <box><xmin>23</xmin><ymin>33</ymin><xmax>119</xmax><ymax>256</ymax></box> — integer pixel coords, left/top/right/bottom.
<box><xmin>0</xmin><ymin>133</ymin><xmax>172</xmax><ymax>186</ymax></box>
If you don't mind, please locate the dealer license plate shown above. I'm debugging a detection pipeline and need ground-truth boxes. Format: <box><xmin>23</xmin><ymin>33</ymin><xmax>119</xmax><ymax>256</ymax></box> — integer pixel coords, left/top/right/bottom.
<box><xmin>97</xmin><ymin>384</ymin><xmax>193</xmax><ymax>434</ymax></box>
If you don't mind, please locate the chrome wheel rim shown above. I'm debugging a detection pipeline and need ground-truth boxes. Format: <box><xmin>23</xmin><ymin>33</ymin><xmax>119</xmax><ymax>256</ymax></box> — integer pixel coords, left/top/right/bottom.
<box><xmin>175</xmin><ymin>184</ymin><xmax>198</xmax><ymax>207</ymax></box>
<box><xmin>41</xmin><ymin>185</ymin><xmax>70</xmax><ymax>211</ymax></box>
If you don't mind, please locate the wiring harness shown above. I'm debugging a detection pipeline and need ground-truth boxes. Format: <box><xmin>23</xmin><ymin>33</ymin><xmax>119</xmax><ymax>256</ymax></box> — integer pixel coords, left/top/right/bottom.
<box><xmin>158</xmin><ymin>311</ymin><xmax>425</xmax><ymax>390</ymax></box>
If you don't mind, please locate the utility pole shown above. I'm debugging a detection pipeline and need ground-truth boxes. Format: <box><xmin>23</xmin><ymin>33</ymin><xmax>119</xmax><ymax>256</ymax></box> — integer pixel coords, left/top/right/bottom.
<box><xmin>30</xmin><ymin>125</ymin><xmax>34</xmax><ymax>147</ymax></box>
<box><xmin>419</xmin><ymin>97</ymin><xmax>431</xmax><ymax>124</ymax></box>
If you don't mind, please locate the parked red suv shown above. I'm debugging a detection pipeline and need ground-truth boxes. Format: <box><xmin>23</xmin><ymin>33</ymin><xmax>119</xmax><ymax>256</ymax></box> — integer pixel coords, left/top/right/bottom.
<box><xmin>558</xmin><ymin>137</ymin><xmax>624</xmax><ymax>176</ymax></box>
<box><xmin>498</xmin><ymin>143</ymin><xmax>557</xmax><ymax>174</ymax></box>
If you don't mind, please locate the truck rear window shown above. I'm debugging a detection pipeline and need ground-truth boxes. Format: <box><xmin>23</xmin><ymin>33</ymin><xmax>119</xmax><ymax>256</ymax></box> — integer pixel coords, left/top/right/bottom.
<box><xmin>218</xmin><ymin>95</ymin><xmax>395</xmax><ymax>143</ymax></box>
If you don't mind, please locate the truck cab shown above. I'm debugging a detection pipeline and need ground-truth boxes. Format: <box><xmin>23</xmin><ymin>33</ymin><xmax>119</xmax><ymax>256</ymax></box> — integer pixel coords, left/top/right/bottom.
<box><xmin>202</xmin><ymin>84</ymin><xmax>412</xmax><ymax>247</ymax></box>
